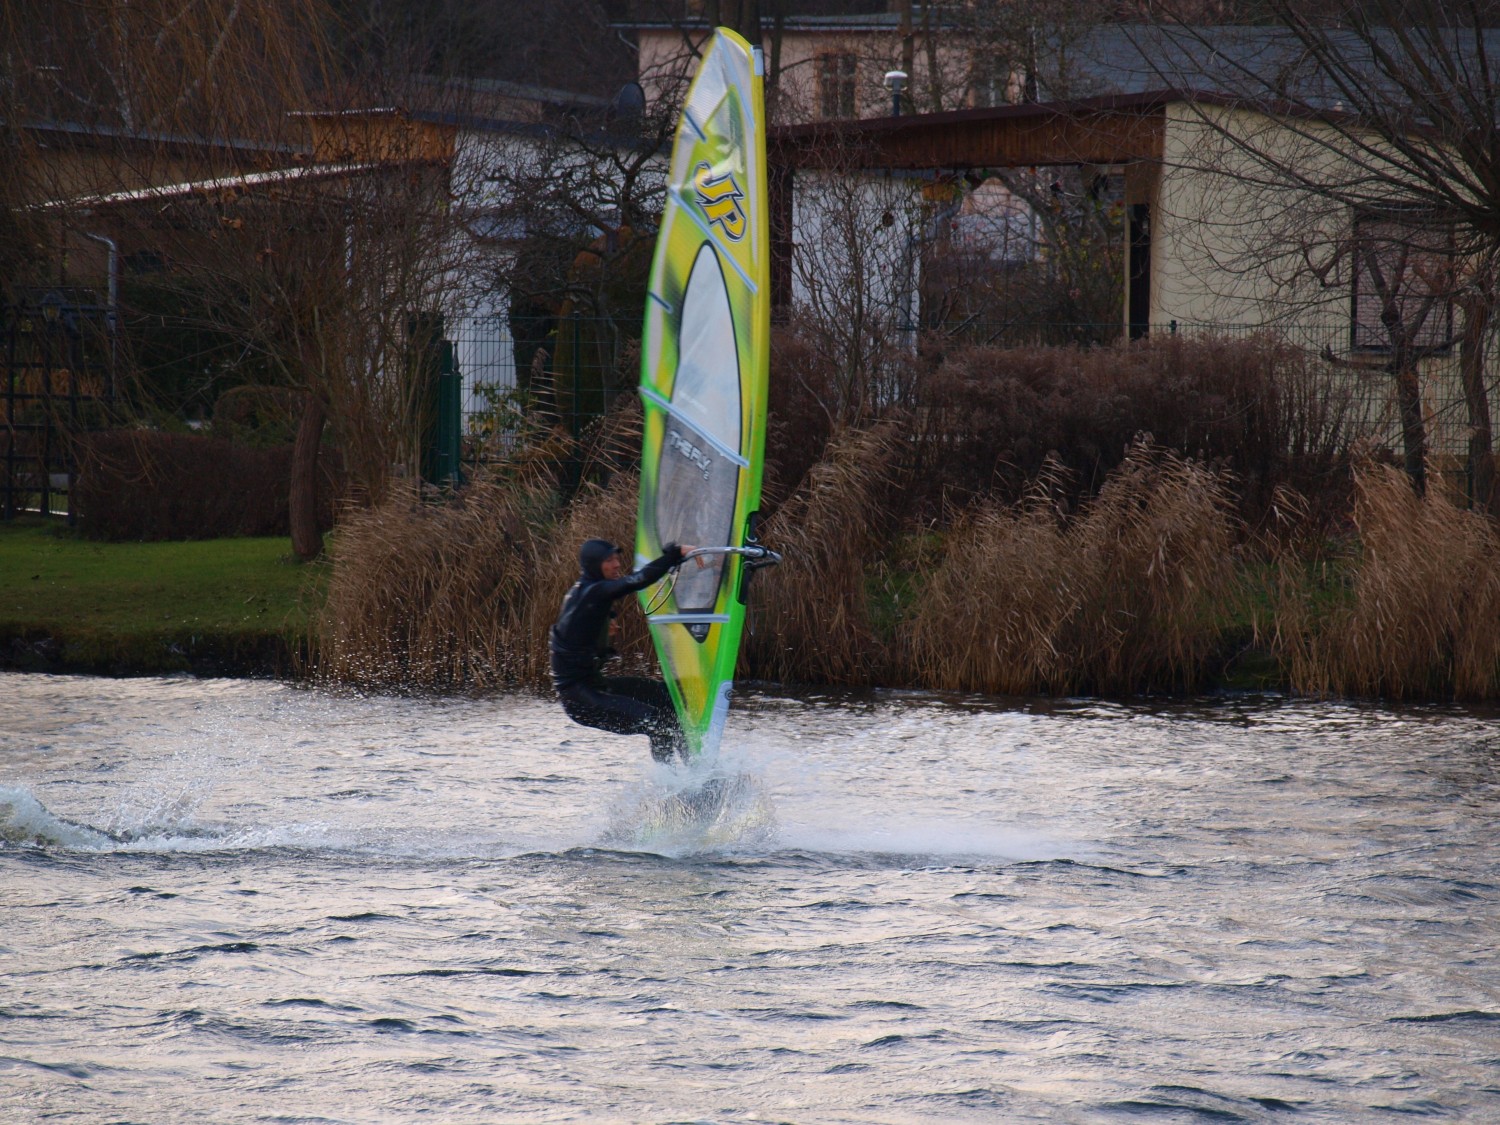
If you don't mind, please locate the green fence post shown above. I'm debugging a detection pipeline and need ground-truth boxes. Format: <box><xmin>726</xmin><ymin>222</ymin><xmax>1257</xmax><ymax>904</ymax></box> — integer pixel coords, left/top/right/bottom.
<box><xmin>436</xmin><ymin>339</ymin><xmax>462</xmax><ymax>488</ymax></box>
<box><xmin>414</xmin><ymin>313</ymin><xmax>461</xmax><ymax>491</ymax></box>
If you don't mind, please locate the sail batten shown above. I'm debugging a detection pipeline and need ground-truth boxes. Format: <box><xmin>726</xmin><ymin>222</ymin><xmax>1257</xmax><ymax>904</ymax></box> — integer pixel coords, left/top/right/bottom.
<box><xmin>639</xmin><ymin>388</ymin><xmax>752</xmax><ymax>467</ymax></box>
<box><xmin>637</xmin><ymin>29</ymin><xmax>770</xmax><ymax>760</ymax></box>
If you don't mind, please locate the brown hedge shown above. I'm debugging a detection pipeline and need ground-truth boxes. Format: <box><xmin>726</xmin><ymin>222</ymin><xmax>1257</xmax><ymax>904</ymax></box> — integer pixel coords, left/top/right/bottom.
<box><xmin>72</xmin><ymin>430</ymin><xmax>338</xmax><ymax>541</ymax></box>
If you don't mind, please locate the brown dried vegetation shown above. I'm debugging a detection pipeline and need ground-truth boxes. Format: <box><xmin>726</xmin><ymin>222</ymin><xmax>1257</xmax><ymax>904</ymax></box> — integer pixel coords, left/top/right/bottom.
<box><xmin>741</xmin><ymin>422</ymin><xmax>906</xmax><ymax>685</ymax></box>
<box><xmin>314</xmin><ymin>335</ymin><xmax>1500</xmax><ymax>703</ymax></box>
<box><xmin>907</xmin><ymin>446</ymin><xmax>1241</xmax><ymax>695</ymax></box>
<box><xmin>1271</xmin><ymin>460</ymin><xmax>1500</xmax><ymax>700</ymax></box>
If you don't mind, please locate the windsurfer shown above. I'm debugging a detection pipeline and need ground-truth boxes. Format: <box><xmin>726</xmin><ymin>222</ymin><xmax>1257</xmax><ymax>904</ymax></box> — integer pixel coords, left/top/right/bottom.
<box><xmin>550</xmin><ymin>538</ymin><xmax>698</xmax><ymax>763</ymax></box>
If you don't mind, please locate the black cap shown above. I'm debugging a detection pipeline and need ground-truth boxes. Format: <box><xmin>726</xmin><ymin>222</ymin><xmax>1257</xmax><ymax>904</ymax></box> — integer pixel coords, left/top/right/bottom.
<box><xmin>579</xmin><ymin>538</ymin><xmax>623</xmax><ymax>578</ymax></box>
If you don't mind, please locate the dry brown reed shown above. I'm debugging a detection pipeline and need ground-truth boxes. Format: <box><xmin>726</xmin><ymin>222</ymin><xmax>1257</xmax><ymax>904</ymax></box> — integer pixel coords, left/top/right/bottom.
<box><xmin>315</xmin><ymin>467</ymin><xmax>654</xmax><ymax>693</ymax></box>
<box><xmin>316</xmin><ymin>479</ymin><xmax>546</xmax><ymax>691</ymax></box>
<box><xmin>741</xmin><ymin>422</ymin><xmax>908</xmax><ymax>684</ymax></box>
<box><xmin>906</xmin><ymin>446</ymin><xmax>1241</xmax><ymax>695</ymax></box>
<box><xmin>1272</xmin><ymin>460</ymin><xmax>1500</xmax><ymax>700</ymax></box>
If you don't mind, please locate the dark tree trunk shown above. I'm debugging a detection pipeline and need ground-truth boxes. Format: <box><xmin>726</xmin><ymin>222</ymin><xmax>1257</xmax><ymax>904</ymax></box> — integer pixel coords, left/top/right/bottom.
<box><xmin>1380</xmin><ymin>283</ymin><xmax>1429</xmax><ymax>497</ymax></box>
<box><xmin>1459</xmin><ymin>297</ymin><xmax>1496</xmax><ymax>515</ymax></box>
<box><xmin>289</xmin><ymin>390</ymin><xmax>326</xmax><ymax>561</ymax></box>
<box><xmin>1393</xmin><ymin>358</ymin><xmax>1428</xmax><ymax>497</ymax></box>
<box><xmin>735</xmin><ymin>0</ymin><xmax>761</xmax><ymax>46</ymax></box>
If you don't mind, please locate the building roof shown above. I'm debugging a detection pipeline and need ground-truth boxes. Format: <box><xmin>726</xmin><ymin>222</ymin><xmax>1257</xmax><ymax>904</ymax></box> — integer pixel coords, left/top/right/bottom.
<box><xmin>1050</xmin><ymin>24</ymin><xmax>1500</xmax><ymax>109</ymax></box>
<box><xmin>38</xmin><ymin>163</ymin><xmax>380</xmax><ymax>212</ymax></box>
<box><xmin>768</xmin><ymin>84</ymin><xmax>1430</xmax><ymax>171</ymax></box>
<box><xmin>770</xmin><ymin>89</ymin><xmax>1194</xmax><ymax>170</ymax></box>
<box><xmin>17</xmin><ymin>118</ymin><xmax>302</xmax><ymax>158</ymax></box>
<box><xmin>620</xmin><ymin>13</ymin><xmax>938</xmax><ymax>32</ymax></box>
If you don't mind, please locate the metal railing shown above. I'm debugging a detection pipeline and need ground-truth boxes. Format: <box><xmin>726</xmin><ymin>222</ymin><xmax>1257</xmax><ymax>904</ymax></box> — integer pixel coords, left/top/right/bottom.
<box><xmin>2</xmin><ymin>298</ymin><xmax>117</xmax><ymax>522</ymax></box>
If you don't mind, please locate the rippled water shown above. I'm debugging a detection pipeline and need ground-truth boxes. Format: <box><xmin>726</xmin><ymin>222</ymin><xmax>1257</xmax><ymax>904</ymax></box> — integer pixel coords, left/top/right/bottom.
<box><xmin>2</xmin><ymin>672</ymin><xmax>1498</xmax><ymax>1123</ymax></box>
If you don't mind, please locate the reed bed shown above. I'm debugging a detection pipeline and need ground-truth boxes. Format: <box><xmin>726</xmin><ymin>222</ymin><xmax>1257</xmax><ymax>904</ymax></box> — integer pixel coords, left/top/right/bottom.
<box><xmin>907</xmin><ymin>446</ymin><xmax>1240</xmax><ymax>695</ymax></box>
<box><xmin>1272</xmin><ymin>461</ymin><xmax>1500</xmax><ymax>700</ymax></box>
<box><xmin>316</xmin><ymin>479</ymin><xmax>547</xmax><ymax>690</ymax></box>
<box><xmin>313</xmin><ymin>415</ymin><xmax>1500</xmax><ymax>703</ymax></box>
<box><xmin>741</xmin><ymin>422</ymin><xmax>906</xmax><ymax>684</ymax></box>
<box><xmin>315</xmin><ymin>468</ymin><xmax>654</xmax><ymax>693</ymax></box>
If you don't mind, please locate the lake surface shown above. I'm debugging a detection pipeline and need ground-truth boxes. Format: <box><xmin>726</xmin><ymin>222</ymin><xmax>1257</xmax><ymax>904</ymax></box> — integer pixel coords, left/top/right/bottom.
<box><xmin>2</xmin><ymin>672</ymin><xmax>1498</xmax><ymax>1123</ymax></box>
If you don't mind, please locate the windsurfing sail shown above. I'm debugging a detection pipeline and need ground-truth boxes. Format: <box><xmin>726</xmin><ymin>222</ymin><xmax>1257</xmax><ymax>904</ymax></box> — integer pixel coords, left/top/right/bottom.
<box><xmin>637</xmin><ymin>28</ymin><xmax>777</xmax><ymax>759</ymax></box>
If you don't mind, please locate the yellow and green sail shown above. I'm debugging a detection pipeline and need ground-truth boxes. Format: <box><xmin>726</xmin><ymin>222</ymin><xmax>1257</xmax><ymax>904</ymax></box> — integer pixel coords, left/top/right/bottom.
<box><xmin>636</xmin><ymin>28</ymin><xmax>771</xmax><ymax>758</ymax></box>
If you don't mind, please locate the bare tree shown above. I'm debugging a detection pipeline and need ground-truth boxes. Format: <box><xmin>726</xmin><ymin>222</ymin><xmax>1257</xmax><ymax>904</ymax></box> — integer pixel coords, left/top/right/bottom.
<box><xmin>1156</xmin><ymin>1</ymin><xmax>1500</xmax><ymax>506</ymax></box>
<box><xmin>2</xmin><ymin>1</ymin><xmax>489</xmax><ymax>556</ymax></box>
<box><xmin>467</xmin><ymin>79</ymin><xmax>680</xmax><ymax>435</ymax></box>
<box><xmin>786</xmin><ymin>153</ymin><xmax>928</xmax><ymax>424</ymax></box>
<box><xmin>954</xmin><ymin>0</ymin><xmax>1125</xmax><ymax>106</ymax></box>
<box><xmin>328</xmin><ymin>0</ymin><xmax>634</xmax><ymax>96</ymax></box>
<box><xmin>921</xmin><ymin>167</ymin><xmax>1125</xmax><ymax>343</ymax></box>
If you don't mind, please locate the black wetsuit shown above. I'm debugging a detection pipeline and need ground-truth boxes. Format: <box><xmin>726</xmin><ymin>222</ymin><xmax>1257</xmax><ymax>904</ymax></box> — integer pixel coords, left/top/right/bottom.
<box><xmin>550</xmin><ymin>538</ymin><xmax>687</xmax><ymax>762</ymax></box>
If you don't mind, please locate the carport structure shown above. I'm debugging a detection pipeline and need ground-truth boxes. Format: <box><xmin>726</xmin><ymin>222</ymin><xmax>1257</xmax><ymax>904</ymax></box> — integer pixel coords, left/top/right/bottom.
<box><xmin>767</xmin><ymin>90</ymin><xmax>1204</xmax><ymax>338</ymax></box>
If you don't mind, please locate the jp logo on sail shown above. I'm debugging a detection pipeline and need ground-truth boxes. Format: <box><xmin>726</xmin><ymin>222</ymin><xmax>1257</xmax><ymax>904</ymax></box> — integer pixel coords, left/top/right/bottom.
<box><xmin>693</xmin><ymin>163</ymin><xmax>746</xmax><ymax>242</ymax></box>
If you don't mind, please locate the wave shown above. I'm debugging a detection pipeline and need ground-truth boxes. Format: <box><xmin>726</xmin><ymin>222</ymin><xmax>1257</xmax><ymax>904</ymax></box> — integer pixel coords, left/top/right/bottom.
<box><xmin>600</xmin><ymin>765</ymin><xmax>778</xmax><ymax>857</ymax></box>
<box><xmin>2</xmin><ymin>774</ymin><xmax>1069</xmax><ymax>870</ymax></box>
<box><xmin>0</xmin><ymin>785</ymin><xmax>461</xmax><ymax>857</ymax></box>
<box><xmin>0</xmin><ymin>786</ymin><xmax>120</xmax><ymax>850</ymax></box>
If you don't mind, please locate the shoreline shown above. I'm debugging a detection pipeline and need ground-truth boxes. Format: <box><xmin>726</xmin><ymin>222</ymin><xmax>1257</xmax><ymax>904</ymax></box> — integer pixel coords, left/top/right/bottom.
<box><xmin>2</xmin><ymin>625</ymin><xmax>302</xmax><ymax>679</ymax></box>
<box><xmin>0</xmin><ymin>619</ymin><xmax>1281</xmax><ymax>695</ymax></box>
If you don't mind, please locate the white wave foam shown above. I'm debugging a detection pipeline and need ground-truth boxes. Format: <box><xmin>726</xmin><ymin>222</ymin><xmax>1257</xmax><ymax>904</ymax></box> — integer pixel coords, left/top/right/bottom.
<box><xmin>601</xmin><ymin>755</ymin><xmax>778</xmax><ymax>857</ymax></box>
<box><xmin>777</xmin><ymin>816</ymin><xmax>1074</xmax><ymax>864</ymax></box>
<box><xmin>0</xmin><ymin>785</ymin><xmax>494</xmax><ymax>858</ymax></box>
<box><xmin>0</xmin><ymin>786</ymin><xmax>118</xmax><ymax>850</ymax></box>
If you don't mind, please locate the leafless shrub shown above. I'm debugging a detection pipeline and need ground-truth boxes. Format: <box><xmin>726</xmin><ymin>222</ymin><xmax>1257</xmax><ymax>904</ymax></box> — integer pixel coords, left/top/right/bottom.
<box><xmin>913</xmin><ymin>333</ymin><xmax>1361</xmax><ymax>529</ymax></box>
<box><xmin>72</xmin><ymin>430</ymin><xmax>338</xmax><ymax>541</ymax></box>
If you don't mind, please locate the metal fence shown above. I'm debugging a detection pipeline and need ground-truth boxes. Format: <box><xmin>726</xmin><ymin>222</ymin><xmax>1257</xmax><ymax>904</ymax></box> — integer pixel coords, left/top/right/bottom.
<box><xmin>445</xmin><ymin>310</ymin><xmax>1497</xmax><ymax>469</ymax></box>
<box><xmin>448</xmin><ymin>312</ymin><xmax>639</xmax><ymax>470</ymax></box>
<box><xmin>2</xmin><ymin>297</ymin><xmax>117</xmax><ymax>521</ymax></box>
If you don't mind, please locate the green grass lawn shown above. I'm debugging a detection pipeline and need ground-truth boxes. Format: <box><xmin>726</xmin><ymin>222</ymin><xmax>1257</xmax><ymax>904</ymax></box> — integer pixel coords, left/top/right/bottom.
<box><xmin>0</xmin><ymin>517</ymin><xmax>325</xmax><ymax>675</ymax></box>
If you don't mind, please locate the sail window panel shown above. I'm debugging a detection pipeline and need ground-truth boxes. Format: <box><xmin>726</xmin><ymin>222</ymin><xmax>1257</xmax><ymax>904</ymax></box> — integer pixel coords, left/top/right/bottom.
<box><xmin>651</xmin><ymin>242</ymin><xmax>745</xmax><ymax>628</ymax></box>
<box><xmin>670</xmin><ymin>245</ymin><xmax>743</xmax><ymax>449</ymax></box>
<box><xmin>684</xmin><ymin>50</ymin><xmax>731</xmax><ymax>140</ymax></box>
<box><xmin>655</xmin><ymin>415</ymin><xmax>739</xmax><ymax>620</ymax></box>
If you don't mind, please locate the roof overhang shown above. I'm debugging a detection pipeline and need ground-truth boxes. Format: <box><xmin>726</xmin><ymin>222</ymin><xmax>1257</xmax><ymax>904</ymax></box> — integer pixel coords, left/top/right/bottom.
<box><xmin>769</xmin><ymin>90</ymin><xmax>1203</xmax><ymax>172</ymax></box>
<box><xmin>37</xmin><ymin>163</ymin><xmax>381</xmax><ymax>213</ymax></box>
<box><xmin>769</xmin><ymin>87</ymin><xmax>1402</xmax><ymax>172</ymax></box>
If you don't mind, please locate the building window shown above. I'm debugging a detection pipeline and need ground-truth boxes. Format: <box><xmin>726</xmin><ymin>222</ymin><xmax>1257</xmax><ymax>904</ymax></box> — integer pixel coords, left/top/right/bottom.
<box><xmin>1351</xmin><ymin>209</ymin><xmax>1455</xmax><ymax>353</ymax></box>
<box><xmin>818</xmin><ymin>53</ymin><xmax>857</xmax><ymax>119</ymax></box>
<box><xmin>969</xmin><ymin>51</ymin><xmax>1008</xmax><ymax>108</ymax></box>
